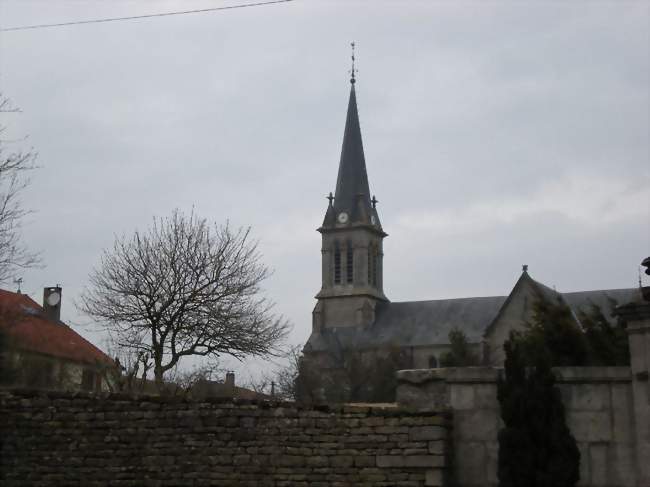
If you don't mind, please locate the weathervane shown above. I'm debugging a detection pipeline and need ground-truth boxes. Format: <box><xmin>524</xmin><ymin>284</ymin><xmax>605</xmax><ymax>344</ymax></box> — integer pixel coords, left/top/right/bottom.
<box><xmin>350</xmin><ymin>41</ymin><xmax>357</xmax><ymax>84</ymax></box>
<box><xmin>327</xmin><ymin>192</ymin><xmax>334</xmax><ymax>206</ymax></box>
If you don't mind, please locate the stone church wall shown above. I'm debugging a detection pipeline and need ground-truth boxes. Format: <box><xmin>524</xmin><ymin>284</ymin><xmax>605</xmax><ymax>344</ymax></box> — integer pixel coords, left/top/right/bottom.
<box><xmin>0</xmin><ymin>390</ymin><xmax>450</xmax><ymax>486</ymax></box>
<box><xmin>483</xmin><ymin>278</ymin><xmax>537</xmax><ymax>366</ymax></box>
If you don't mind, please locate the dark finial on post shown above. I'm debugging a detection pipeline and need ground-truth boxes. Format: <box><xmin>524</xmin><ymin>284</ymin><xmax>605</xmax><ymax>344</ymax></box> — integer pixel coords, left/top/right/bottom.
<box><xmin>327</xmin><ymin>192</ymin><xmax>334</xmax><ymax>206</ymax></box>
<box><xmin>522</xmin><ymin>264</ymin><xmax>528</xmax><ymax>273</ymax></box>
<box><xmin>641</xmin><ymin>257</ymin><xmax>650</xmax><ymax>301</ymax></box>
<box><xmin>350</xmin><ymin>41</ymin><xmax>357</xmax><ymax>84</ymax></box>
<box><xmin>371</xmin><ymin>195</ymin><xmax>378</xmax><ymax>209</ymax></box>
<box><xmin>642</xmin><ymin>257</ymin><xmax>650</xmax><ymax>276</ymax></box>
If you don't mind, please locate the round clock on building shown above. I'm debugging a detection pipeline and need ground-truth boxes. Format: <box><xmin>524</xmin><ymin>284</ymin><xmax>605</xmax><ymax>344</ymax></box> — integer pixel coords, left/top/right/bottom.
<box><xmin>47</xmin><ymin>292</ymin><xmax>60</xmax><ymax>306</ymax></box>
<box><xmin>337</xmin><ymin>212</ymin><xmax>349</xmax><ymax>224</ymax></box>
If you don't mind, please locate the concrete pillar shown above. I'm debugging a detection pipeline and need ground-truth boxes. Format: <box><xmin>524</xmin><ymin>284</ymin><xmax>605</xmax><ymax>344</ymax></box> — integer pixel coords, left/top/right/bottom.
<box><xmin>617</xmin><ymin>298</ymin><xmax>650</xmax><ymax>486</ymax></box>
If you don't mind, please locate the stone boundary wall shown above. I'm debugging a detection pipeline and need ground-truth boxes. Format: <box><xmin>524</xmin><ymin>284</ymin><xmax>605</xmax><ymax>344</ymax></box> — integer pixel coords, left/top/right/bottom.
<box><xmin>0</xmin><ymin>389</ymin><xmax>450</xmax><ymax>487</ymax></box>
<box><xmin>397</xmin><ymin>366</ymin><xmax>637</xmax><ymax>487</ymax></box>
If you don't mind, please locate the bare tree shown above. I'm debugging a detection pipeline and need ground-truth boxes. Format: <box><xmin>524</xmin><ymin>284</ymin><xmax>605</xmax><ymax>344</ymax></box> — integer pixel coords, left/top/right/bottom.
<box><xmin>80</xmin><ymin>209</ymin><xmax>289</xmax><ymax>386</ymax></box>
<box><xmin>272</xmin><ymin>344</ymin><xmax>304</xmax><ymax>400</ymax></box>
<box><xmin>163</xmin><ymin>361</ymin><xmax>221</xmax><ymax>397</ymax></box>
<box><xmin>100</xmin><ymin>339</ymin><xmax>153</xmax><ymax>393</ymax></box>
<box><xmin>243</xmin><ymin>372</ymin><xmax>273</xmax><ymax>396</ymax></box>
<box><xmin>0</xmin><ymin>94</ymin><xmax>39</xmax><ymax>283</ymax></box>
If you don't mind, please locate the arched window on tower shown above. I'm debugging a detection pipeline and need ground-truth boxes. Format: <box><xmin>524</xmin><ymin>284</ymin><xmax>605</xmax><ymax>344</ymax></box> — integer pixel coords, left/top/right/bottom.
<box><xmin>346</xmin><ymin>240</ymin><xmax>354</xmax><ymax>284</ymax></box>
<box><xmin>371</xmin><ymin>246</ymin><xmax>378</xmax><ymax>287</ymax></box>
<box><xmin>334</xmin><ymin>241</ymin><xmax>341</xmax><ymax>284</ymax></box>
<box><xmin>367</xmin><ymin>244</ymin><xmax>373</xmax><ymax>286</ymax></box>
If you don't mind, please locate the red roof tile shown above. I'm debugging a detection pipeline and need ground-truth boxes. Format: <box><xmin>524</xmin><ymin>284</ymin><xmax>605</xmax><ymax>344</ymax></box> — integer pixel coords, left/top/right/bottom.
<box><xmin>0</xmin><ymin>289</ymin><xmax>113</xmax><ymax>366</ymax></box>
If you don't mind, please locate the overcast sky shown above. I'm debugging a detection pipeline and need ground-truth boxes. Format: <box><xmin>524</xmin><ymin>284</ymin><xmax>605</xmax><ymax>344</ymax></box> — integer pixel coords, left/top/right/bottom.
<box><xmin>1</xmin><ymin>0</ymin><xmax>648</xmax><ymax>379</ymax></box>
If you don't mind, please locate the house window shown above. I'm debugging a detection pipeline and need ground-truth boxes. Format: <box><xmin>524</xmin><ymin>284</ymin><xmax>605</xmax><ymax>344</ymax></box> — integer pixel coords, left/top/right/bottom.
<box><xmin>346</xmin><ymin>241</ymin><xmax>354</xmax><ymax>283</ymax></box>
<box><xmin>334</xmin><ymin>242</ymin><xmax>341</xmax><ymax>284</ymax></box>
<box><xmin>21</xmin><ymin>355</ymin><xmax>55</xmax><ymax>389</ymax></box>
<box><xmin>81</xmin><ymin>369</ymin><xmax>96</xmax><ymax>391</ymax></box>
<box><xmin>428</xmin><ymin>355</ymin><xmax>438</xmax><ymax>368</ymax></box>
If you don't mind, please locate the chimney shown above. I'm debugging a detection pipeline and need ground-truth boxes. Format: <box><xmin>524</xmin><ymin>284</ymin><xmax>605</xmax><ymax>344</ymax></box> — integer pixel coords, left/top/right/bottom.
<box><xmin>225</xmin><ymin>371</ymin><xmax>235</xmax><ymax>390</ymax></box>
<box><xmin>43</xmin><ymin>286</ymin><xmax>62</xmax><ymax>322</ymax></box>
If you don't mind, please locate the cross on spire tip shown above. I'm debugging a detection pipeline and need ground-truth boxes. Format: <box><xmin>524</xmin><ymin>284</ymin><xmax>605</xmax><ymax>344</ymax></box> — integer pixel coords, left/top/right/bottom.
<box><xmin>350</xmin><ymin>41</ymin><xmax>357</xmax><ymax>84</ymax></box>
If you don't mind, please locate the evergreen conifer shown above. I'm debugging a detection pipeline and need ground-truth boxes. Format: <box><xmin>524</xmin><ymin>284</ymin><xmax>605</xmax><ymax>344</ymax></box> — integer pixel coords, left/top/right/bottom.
<box><xmin>498</xmin><ymin>333</ymin><xmax>580</xmax><ymax>487</ymax></box>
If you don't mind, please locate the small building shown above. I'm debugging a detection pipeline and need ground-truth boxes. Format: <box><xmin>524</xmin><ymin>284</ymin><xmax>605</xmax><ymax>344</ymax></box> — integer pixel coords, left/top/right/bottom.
<box><xmin>0</xmin><ymin>286</ymin><xmax>114</xmax><ymax>391</ymax></box>
<box><xmin>191</xmin><ymin>372</ymin><xmax>272</xmax><ymax>400</ymax></box>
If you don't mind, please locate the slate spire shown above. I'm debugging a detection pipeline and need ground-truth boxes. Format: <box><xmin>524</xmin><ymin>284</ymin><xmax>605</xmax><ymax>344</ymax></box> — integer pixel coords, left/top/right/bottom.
<box><xmin>333</xmin><ymin>79</ymin><xmax>372</xmax><ymax>219</ymax></box>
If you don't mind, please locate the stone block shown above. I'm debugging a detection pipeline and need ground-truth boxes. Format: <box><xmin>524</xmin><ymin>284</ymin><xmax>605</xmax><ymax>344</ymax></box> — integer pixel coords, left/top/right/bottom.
<box><xmin>567</xmin><ymin>384</ymin><xmax>610</xmax><ymax>411</ymax></box>
<box><xmin>428</xmin><ymin>440</ymin><xmax>446</xmax><ymax>455</ymax></box>
<box><xmin>589</xmin><ymin>444</ymin><xmax>608</xmax><ymax>487</ymax></box>
<box><xmin>450</xmin><ymin>385</ymin><xmax>475</xmax><ymax>410</ymax></box>
<box><xmin>454</xmin><ymin>442</ymin><xmax>485</xmax><ymax>486</ymax></box>
<box><xmin>611</xmin><ymin>384</ymin><xmax>634</xmax><ymax>443</ymax></box>
<box><xmin>396</xmin><ymin>383</ymin><xmax>448</xmax><ymax>412</ymax></box>
<box><xmin>485</xmin><ymin>441</ymin><xmax>498</xmax><ymax>485</ymax></box>
<box><xmin>474</xmin><ymin>384</ymin><xmax>498</xmax><ymax>409</ymax></box>
<box><xmin>376</xmin><ymin>455</ymin><xmax>405</xmax><ymax>468</ymax></box>
<box><xmin>566</xmin><ymin>412</ymin><xmax>611</xmax><ymax>442</ymax></box>
<box><xmin>627</xmin><ymin>332</ymin><xmax>647</xmax><ymax>374</ymax></box>
<box><xmin>330</xmin><ymin>455</ymin><xmax>354</xmax><ymax>468</ymax></box>
<box><xmin>397</xmin><ymin>369</ymin><xmax>447</xmax><ymax>384</ymax></box>
<box><xmin>376</xmin><ymin>455</ymin><xmax>445</xmax><ymax>469</ymax></box>
<box><xmin>577</xmin><ymin>442</ymin><xmax>590</xmax><ymax>487</ymax></box>
<box><xmin>410</xmin><ymin>426</ymin><xmax>447</xmax><ymax>441</ymax></box>
<box><xmin>354</xmin><ymin>455</ymin><xmax>375</xmax><ymax>467</ymax></box>
<box><xmin>454</xmin><ymin>409</ymin><xmax>499</xmax><ymax>442</ymax></box>
<box><xmin>306</xmin><ymin>456</ymin><xmax>329</xmax><ymax>468</ymax></box>
<box><xmin>404</xmin><ymin>455</ymin><xmax>445</xmax><ymax>468</ymax></box>
<box><xmin>555</xmin><ymin>366</ymin><xmax>632</xmax><ymax>383</ymax></box>
<box><xmin>609</xmin><ymin>443</ymin><xmax>637</xmax><ymax>487</ymax></box>
<box><xmin>443</xmin><ymin>367</ymin><xmax>501</xmax><ymax>383</ymax></box>
<box><xmin>425</xmin><ymin>468</ymin><xmax>444</xmax><ymax>486</ymax></box>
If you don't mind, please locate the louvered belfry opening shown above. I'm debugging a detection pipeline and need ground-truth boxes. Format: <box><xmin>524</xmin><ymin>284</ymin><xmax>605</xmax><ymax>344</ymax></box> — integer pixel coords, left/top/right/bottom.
<box><xmin>334</xmin><ymin>241</ymin><xmax>341</xmax><ymax>284</ymax></box>
<box><xmin>346</xmin><ymin>241</ymin><xmax>354</xmax><ymax>284</ymax></box>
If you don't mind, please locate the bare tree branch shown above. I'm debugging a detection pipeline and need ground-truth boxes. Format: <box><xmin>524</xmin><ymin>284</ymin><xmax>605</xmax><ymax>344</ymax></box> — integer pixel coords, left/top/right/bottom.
<box><xmin>79</xmin><ymin>209</ymin><xmax>290</xmax><ymax>386</ymax></box>
<box><xmin>0</xmin><ymin>93</ymin><xmax>40</xmax><ymax>283</ymax></box>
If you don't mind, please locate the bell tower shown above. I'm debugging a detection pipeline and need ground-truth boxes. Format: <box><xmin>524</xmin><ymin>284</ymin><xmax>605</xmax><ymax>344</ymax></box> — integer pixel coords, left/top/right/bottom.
<box><xmin>312</xmin><ymin>45</ymin><xmax>388</xmax><ymax>333</ymax></box>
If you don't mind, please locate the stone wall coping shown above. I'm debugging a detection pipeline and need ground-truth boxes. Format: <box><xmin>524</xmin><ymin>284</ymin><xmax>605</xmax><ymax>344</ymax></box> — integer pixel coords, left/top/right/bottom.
<box><xmin>0</xmin><ymin>387</ymin><xmax>448</xmax><ymax>418</ymax></box>
<box><xmin>615</xmin><ymin>301</ymin><xmax>650</xmax><ymax>321</ymax></box>
<box><xmin>397</xmin><ymin>366</ymin><xmax>632</xmax><ymax>385</ymax></box>
<box><xmin>397</xmin><ymin>367</ymin><xmax>501</xmax><ymax>384</ymax></box>
<box><xmin>553</xmin><ymin>366</ymin><xmax>632</xmax><ymax>383</ymax></box>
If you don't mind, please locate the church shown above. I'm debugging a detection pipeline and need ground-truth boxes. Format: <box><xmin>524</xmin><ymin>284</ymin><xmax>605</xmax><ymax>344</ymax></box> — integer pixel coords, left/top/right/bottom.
<box><xmin>302</xmin><ymin>69</ymin><xmax>638</xmax><ymax>398</ymax></box>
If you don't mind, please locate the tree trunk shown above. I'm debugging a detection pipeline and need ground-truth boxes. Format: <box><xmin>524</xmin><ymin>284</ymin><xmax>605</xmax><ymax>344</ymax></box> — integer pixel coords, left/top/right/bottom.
<box><xmin>154</xmin><ymin>365</ymin><xmax>164</xmax><ymax>391</ymax></box>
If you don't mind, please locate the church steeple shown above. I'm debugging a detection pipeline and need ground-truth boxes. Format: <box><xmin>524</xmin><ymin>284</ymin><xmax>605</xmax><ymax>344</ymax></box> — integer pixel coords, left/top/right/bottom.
<box><xmin>322</xmin><ymin>49</ymin><xmax>383</xmax><ymax>231</ymax></box>
<box><xmin>332</xmin><ymin>82</ymin><xmax>373</xmax><ymax>222</ymax></box>
<box><xmin>314</xmin><ymin>46</ymin><xmax>388</xmax><ymax>315</ymax></box>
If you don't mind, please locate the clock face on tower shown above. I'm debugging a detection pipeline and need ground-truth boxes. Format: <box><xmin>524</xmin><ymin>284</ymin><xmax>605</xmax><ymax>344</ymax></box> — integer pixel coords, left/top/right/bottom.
<box><xmin>337</xmin><ymin>212</ymin><xmax>349</xmax><ymax>224</ymax></box>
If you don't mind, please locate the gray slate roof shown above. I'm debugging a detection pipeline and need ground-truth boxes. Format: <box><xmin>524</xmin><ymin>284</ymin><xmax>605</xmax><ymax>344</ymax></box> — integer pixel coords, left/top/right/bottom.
<box><xmin>305</xmin><ymin>284</ymin><xmax>639</xmax><ymax>354</ymax></box>
<box><xmin>563</xmin><ymin>288</ymin><xmax>641</xmax><ymax>321</ymax></box>
<box><xmin>333</xmin><ymin>83</ymin><xmax>372</xmax><ymax>219</ymax></box>
<box><xmin>306</xmin><ymin>295</ymin><xmax>507</xmax><ymax>353</ymax></box>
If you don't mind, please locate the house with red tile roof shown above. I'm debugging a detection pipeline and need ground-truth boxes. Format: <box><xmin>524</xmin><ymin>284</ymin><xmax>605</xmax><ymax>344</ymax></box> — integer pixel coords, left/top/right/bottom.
<box><xmin>0</xmin><ymin>287</ymin><xmax>115</xmax><ymax>391</ymax></box>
